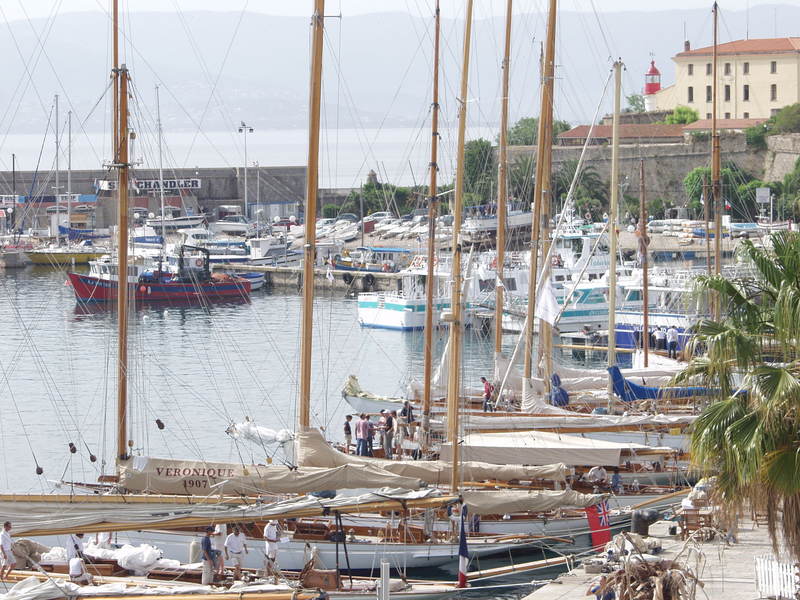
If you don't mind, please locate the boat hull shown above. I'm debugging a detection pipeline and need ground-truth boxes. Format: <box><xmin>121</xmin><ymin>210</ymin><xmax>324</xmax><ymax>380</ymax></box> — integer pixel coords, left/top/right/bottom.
<box><xmin>27</xmin><ymin>251</ymin><xmax>106</xmax><ymax>266</ymax></box>
<box><xmin>118</xmin><ymin>529</ymin><xmax>539</xmax><ymax>573</ymax></box>
<box><xmin>67</xmin><ymin>272</ymin><xmax>251</xmax><ymax>302</ymax></box>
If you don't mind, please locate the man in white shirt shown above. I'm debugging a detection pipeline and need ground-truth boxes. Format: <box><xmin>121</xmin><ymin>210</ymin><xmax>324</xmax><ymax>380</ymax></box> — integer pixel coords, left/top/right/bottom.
<box><xmin>0</xmin><ymin>521</ymin><xmax>15</xmax><ymax>580</ymax></box>
<box><xmin>587</xmin><ymin>466</ymin><xmax>609</xmax><ymax>487</ymax></box>
<box><xmin>666</xmin><ymin>326</ymin><xmax>679</xmax><ymax>359</ymax></box>
<box><xmin>653</xmin><ymin>327</ymin><xmax>667</xmax><ymax>350</ymax></box>
<box><xmin>224</xmin><ymin>526</ymin><xmax>249</xmax><ymax>580</ymax></box>
<box><xmin>69</xmin><ymin>557</ymin><xmax>93</xmax><ymax>585</ymax></box>
<box><xmin>67</xmin><ymin>533</ymin><xmax>85</xmax><ymax>560</ymax></box>
<box><xmin>263</xmin><ymin>520</ymin><xmax>279</xmax><ymax>577</ymax></box>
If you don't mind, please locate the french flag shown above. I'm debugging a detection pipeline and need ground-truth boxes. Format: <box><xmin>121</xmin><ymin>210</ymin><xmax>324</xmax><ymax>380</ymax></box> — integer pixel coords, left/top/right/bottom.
<box><xmin>457</xmin><ymin>505</ymin><xmax>469</xmax><ymax>588</ymax></box>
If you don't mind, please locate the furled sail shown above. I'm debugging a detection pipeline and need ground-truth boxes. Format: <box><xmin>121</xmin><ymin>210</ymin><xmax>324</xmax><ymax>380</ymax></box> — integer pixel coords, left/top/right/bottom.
<box><xmin>118</xmin><ymin>456</ymin><xmax>424</xmax><ymax>495</ymax></box>
<box><xmin>295</xmin><ymin>429</ymin><xmax>570</xmax><ymax>483</ymax></box>
<box><xmin>460</xmin><ymin>489</ymin><xmax>607</xmax><ymax>515</ymax></box>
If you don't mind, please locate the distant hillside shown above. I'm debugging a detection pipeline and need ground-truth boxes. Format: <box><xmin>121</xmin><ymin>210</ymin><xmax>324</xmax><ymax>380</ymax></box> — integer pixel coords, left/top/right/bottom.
<box><xmin>0</xmin><ymin>4</ymin><xmax>797</xmax><ymax>134</ymax></box>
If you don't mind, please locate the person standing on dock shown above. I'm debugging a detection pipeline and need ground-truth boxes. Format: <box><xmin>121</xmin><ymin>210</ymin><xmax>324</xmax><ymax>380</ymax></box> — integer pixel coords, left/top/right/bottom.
<box><xmin>654</xmin><ymin>327</ymin><xmax>666</xmax><ymax>350</ymax></box>
<box><xmin>382</xmin><ymin>411</ymin><xmax>395</xmax><ymax>460</ymax></box>
<box><xmin>343</xmin><ymin>415</ymin><xmax>353</xmax><ymax>454</ymax></box>
<box><xmin>263</xmin><ymin>520</ymin><xmax>279</xmax><ymax>579</ymax></box>
<box><xmin>355</xmin><ymin>414</ymin><xmax>369</xmax><ymax>456</ymax></box>
<box><xmin>0</xmin><ymin>522</ymin><xmax>15</xmax><ymax>580</ymax></box>
<box><xmin>480</xmin><ymin>377</ymin><xmax>495</xmax><ymax>412</ymax></box>
<box><xmin>666</xmin><ymin>326</ymin><xmax>679</xmax><ymax>359</ymax></box>
<box><xmin>200</xmin><ymin>526</ymin><xmax>216</xmax><ymax>585</ymax></box>
<box><xmin>224</xmin><ymin>526</ymin><xmax>248</xmax><ymax>581</ymax></box>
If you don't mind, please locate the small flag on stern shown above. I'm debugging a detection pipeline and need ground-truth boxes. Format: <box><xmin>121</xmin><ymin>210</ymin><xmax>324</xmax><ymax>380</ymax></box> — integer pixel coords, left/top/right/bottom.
<box><xmin>585</xmin><ymin>499</ymin><xmax>612</xmax><ymax>549</ymax></box>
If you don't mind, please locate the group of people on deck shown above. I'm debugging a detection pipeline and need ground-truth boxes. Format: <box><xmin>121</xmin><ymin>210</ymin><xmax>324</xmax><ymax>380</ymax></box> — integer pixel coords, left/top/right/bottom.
<box><xmin>345</xmin><ymin>401</ymin><xmax>416</xmax><ymax>459</ymax></box>
<box><xmin>201</xmin><ymin>521</ymin><xmax>280</xmax><ymax>585</ymax></box>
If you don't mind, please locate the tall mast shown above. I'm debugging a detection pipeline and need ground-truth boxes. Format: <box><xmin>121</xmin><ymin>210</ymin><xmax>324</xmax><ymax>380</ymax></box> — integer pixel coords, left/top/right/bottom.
<box><xmin>54</xmin><ymin>94</ymin><xmax>60</xmax><ymax>239</ymax></box>
<box><xmin>639</xmin><ymin>158</ymin><xmax>649</xmax><ymax>368</ymax></box>
<box><xmin>156</xmin><ymin>85</ymin><xmax>166</xmax><ymax>264</ymax></box>
<box><xmin>711</xmin><ymin>2</ymin><xmax>722</xmax><ymax>319</ymax></box>
<box><xmin>607</xmin><ymin>60</ymin><xmax>622</xmax><ymax>409</ymax></box>
<box><xmin>112</xmin><ymin>0</ymin><xmax>119</xmax><ymax>164</ymax></box>
<box><xmin>446</xmin><ymin>0</ymin><xmax>474</xmax><ymax>494</ymax></box>
<box><xmin>116</xmin><ymin>64</ymin><xmax>130</xmax><ymax>462</ymax></box>
<box><xmin>524</xmin><ymin>0</ymin><xmax>556</xmax><ymax>379</ymax></box>
<box><xmin>420</xmin><ymin>0</ymin><xmax>442</xmax><ymax>453</ymax></box>
<box><xmin>494</xmin><ymin>0</ymin><xmax>512</xmax><ymax>360</ymax></box>
<box><xmin>298</xmin><ymin>0</ymin><xmax>325</xmax><ymax>430</ymax></box>
<box><xmin>67</xmin><ymin>110</ymin><xmax>72</xmax><ymax>235</ymax></box>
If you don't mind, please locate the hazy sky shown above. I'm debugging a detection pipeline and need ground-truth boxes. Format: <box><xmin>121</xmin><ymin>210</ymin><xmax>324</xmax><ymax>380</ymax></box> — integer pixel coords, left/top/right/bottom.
<box><xmin>0</xmin><ymin>0</ymin><xmax>788</xmax><ymax>21</ymax></box>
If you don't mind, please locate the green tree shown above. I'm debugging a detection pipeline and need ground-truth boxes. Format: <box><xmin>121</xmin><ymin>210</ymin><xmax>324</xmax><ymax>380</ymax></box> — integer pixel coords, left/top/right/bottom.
<box><xmin>677</xmin><ymin>232</ymin><xmax>800</xmax><ymax>560</ymax></box>
<box><xmin>504</xmin><ymin>117</ymin><xmax>571</xmax><ymax>146</ymax></box>
<box><xmin>769</xmin><ymin>103</ymin><xmax>800</xmax><ymax>134</ymax></box>
<box><xmin>552</xmin><ymin>160</ymin><xmax>608</xmax><ymax>220</ymax></box>
<box><xmin>463</xmin><ymin>138</ymin><xmax>496</xmax><ymax>204</ymax></box>
<box><xmin>661</xmin><ymin>105</ymin><xmax>699</xmax><ymax>125</ymax></box>
<box><xmin>508</xmin><ymin>155</ymin><xmax>535</xmax><ymax>205</ymax></box>
<box><xmin>341</xmin><ymin>181</ymin><xmax>412</xmax><ymax>217</ymax></box>
<box><xmin>683</xmin><ymin>163</ymin><xmax>756</xmax><ymax>221</ymax></box>
<box><xmin>625</xmin><ymin>93</ymin><xmax>645</xmax><ymax>113</ymax></box>
<box><xmin>647</xmin><ymin>197</ymin><xmax>667</xmax><ymax>220</ymax></box>
<box><xmin>322</xmin><ymin>203</ymin><xmax>339</xmax><ymax>219</ymax></box>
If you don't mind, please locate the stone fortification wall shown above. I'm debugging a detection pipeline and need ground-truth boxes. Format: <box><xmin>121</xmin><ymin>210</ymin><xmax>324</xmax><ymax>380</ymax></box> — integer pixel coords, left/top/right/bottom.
<box><xmin>508</xmin><ymin>134</ymin><xmax>765</xmax><ymax>207</ymax></box>
<box><xmin>763</xmin><ymin>134</ymin><xmax>800</xmax><ymax>182</ymax></box>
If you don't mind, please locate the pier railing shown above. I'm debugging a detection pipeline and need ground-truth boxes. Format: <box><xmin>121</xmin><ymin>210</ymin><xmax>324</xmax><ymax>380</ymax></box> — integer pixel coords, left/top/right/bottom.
<box><xmin>755</xmin><ymin>554</ymin><xmax>799</xmax><ymax>600</ymax></box>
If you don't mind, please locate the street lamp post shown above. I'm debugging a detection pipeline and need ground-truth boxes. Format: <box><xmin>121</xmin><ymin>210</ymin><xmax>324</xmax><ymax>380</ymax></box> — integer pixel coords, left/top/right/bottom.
<box><xmin>238</xmin><ymin>121</ymin><xmax>254</xmax><ymax>217</ymax></box>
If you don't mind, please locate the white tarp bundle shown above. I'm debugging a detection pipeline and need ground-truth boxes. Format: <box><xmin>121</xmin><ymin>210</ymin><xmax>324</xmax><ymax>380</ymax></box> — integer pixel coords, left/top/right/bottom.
<box><xmin>119</xmin><ymin>455</ymin><xmax>423</xmax><ymax>495</ymax></box>
<box><xmin>439</xmin><ymin>430</ymin><xmax>674</xmax><ymax>467</ymax></box>
<box><xmin>295</xmin><ymin>429</ymin><xmax>569</xmax><ymax>483</ymax></box>
<box><xmin>0</xmin><ymin>488</ymin><xmax>443</xmax><ymax>537</ymax></box>
<box><xmin>461</xmin><ymin>489</ymin><xmax>607</xmax><ymax>515</ymax></box>
<box><xmin>225</xmin><ymin>420</ymin><xmax>294</xmax><ymax>446</ymax></box>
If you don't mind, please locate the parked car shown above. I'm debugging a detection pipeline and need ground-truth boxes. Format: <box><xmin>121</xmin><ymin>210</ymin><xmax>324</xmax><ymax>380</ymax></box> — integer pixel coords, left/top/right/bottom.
<box><xmin>365</xmin><ymin>211</ymin><xmax>392</xmax><ymax>221</ymax></box>
<box><xmin>337</xmin><ymin>213</ymin><xmax>359</xmax><ymax>223</ymax></box>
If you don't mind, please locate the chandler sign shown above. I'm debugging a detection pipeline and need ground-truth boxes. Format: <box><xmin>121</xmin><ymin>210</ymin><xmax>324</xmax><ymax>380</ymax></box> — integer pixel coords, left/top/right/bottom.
<box><xmin>96</xmin><ymin>178</ymin><xmax>201</xmax><ymax>192</ymax></box>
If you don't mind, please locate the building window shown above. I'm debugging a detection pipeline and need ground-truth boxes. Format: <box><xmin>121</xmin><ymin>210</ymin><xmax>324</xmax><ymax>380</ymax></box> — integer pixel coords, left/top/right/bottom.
<box><xmin>706</xmin><ymin>63</ymin><xmax>712</xmax><ymax>75</ymax></box>
<box><xmin>771</xmin><ymin>61</ymin><xmax>777</xmax><ymax>73</ymax></box>
<box><xmin>724</xmin><ymin>85</ymin><xmax>731</xmax><ymax>101</ymax></box>
<box><xmin>724</xmin><ymin>62</ymin><xmax>731</xmax><ymax>75</ymax></box>
<box><xmin>706</xmin><ymin>113</ymin><xmax>712</xmax><ymax>119</ymax></box>
<box><xmin>743</xmin><ymin>84</ymin><xmax>750</xmax><ymax>101</ymax></box>
<box><xmin>706</xmin><ymin>85</ymin><xmax>712</xmax><ymax>102</ymax></box>
<box><xmin>743</xmin><ymin>112</ymin><xmax>749</xmax><ymax>118</ymax></box>
<box><xmin>688</xmin><ymin>63</ymin><xmax>694</xmax><ymax>75</ymax></box>
<box><xmin>771</xmin><ymin>108</ymin><xmax>780</xmax><ymax>116</ymax></box>
<box><xmin>688</xmin><ymin>87</ymin><xmax>694</xmax><ymax>103</ymax></box>
<box><xmin>771</xmin><ymin>84</ymin><xmax>778</xmax><ymax>101</ymax></box>
<box><xmin>725</xmin><ymin>112</ymin><xmax>731</xmax><ymax>119</ymax></box>
<box><xmin>743</xmin><ymin>62</ymin><xmax>749</xmax><ymax>74</ymax></box>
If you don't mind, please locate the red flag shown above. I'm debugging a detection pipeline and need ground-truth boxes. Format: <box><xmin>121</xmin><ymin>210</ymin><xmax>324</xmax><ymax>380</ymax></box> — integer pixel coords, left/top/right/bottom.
<box><xmin>585</xmin><ymin>500</ymin><xmax>612</xmax><ymax>549</ymax></box>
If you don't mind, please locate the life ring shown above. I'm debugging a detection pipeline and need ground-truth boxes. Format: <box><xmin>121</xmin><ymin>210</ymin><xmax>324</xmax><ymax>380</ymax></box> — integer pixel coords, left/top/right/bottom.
<box><xmin>139</xmin><ymin>285</ymin><xmax>146</xmax><ymax>293</ymax></box>
<box><xmin>194</xmin><ymin>258</ymin><xmax>204</xmax><ymax>267</ymax></box>
<box><xmin>364</xmin><ymin>273</ymin><xmax>376</xmax><ymax>288</ymax></box>
<box><xmin>342</xmin><ymin>272</ymin><xmax>354</xmax><ymax>285</ymax></box>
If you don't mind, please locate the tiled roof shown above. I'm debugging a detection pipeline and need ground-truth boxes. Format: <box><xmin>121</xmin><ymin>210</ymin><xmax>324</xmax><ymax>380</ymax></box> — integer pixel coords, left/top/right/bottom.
<box><xmin>676</xmin><ymin>37</ymin><xmax>800</xmax><ymax>57</ymax></box>
<box><xmin>683</xmin><ymin>118</ymin><xmax>767</xmax><ymax>130</ymax></box>
<box><xmin>558</xmin><ymin>124</ymin><xmax>686</xmax><ymax>139</ymax></box>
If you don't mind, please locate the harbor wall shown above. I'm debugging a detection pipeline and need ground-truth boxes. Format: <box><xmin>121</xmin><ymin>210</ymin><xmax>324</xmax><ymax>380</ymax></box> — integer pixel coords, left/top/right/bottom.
<box><xmin>508</xmin><ymin>133</ymin><xmax>767</xmax><ymax>208</ymax></box>
<box><xmin>227</xmin><ymin>264</ymin><xmax>402</xmax><ymax>294</ymax></box>
<box><xmin>763</xmin><ymin>133</ymin><xmax>800</xmax><ymax>182</ymax></box>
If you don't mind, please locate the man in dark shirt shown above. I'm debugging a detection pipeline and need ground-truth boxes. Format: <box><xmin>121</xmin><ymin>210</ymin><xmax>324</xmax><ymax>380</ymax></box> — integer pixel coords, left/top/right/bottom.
<box><xmin>201</xmin><ymin>526</ymin><xmax>216</xmax><ymax>585</ymax></box>
<box><xmin>400</xmin><ymin>401</ymin><xmax>415</xmax><ymax>440</ymax></box>
<box><xmin>343</xmin><ymin>415</ymin><xmax>353</xmax><ymax>454</ymax></box>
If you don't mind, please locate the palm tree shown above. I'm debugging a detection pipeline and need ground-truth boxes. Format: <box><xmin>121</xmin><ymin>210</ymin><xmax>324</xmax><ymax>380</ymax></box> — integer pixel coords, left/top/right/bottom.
<box><xmin>676</xmin><ymin>231</ymin><xmax>800</xmax><ymax>559</ymax></box>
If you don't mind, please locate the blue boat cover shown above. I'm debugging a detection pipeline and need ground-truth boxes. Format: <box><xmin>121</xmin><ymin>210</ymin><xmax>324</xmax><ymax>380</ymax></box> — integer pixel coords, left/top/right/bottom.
<box><xmin>607</xmin><ymin>365</ymin><xmax>711</xmax><ymax>402</ymax></box>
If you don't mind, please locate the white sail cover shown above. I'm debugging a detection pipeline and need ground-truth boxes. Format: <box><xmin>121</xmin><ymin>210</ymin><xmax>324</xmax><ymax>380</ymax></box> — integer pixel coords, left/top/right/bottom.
<box><xmin>461</xmin><ymin>489</ymin><xmax>607</xmax><ymax>515</ymax></box>
<box><xmin>439</xmin><ymin>430</ymin><xmax>675</xmax><ymax>467</ymax></box>
<box><xmin>226</xmin><ymin>420</ymin><xmax>294</xmax><ymax>446</ymax></box>
<box><xmin>119</xmin><ymin>456</ymin><xmax>424</xmax><ymax>495</ymax></box>
<box><xmin>295</xmin><ymin>429</ymin><xmax>569</xmax><ymax>483</ymax></box>
<box><xmin>0</xmin><ymin>489</ymin><xmax>443</xmax><ymax>537</ymax></box>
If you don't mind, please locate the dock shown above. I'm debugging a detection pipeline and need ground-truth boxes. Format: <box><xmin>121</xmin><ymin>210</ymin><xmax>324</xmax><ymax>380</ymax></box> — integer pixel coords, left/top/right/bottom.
<box><xmin>223</xmin><ymin>263</ymin><xmax>402</xmax><ymax>293</ymax></box>
<box><xmin>522</xmin><ymin>516</ymin><xmax>790</xmax><ymax>600</ymax></box>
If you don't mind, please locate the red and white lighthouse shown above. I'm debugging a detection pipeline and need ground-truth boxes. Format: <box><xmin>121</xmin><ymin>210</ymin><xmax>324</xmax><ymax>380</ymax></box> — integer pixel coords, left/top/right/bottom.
<box><xmin>644</xmin><ymin>60</ymin><xmax>661</xmax><ymax>111</ymax></box>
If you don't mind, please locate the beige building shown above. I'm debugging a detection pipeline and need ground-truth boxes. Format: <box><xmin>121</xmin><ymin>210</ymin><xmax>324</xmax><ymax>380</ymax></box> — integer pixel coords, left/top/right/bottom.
<box><xmin>649</xmin><ymin>37</ymin><xmax>800</xmax><ymax>120</ymax></box>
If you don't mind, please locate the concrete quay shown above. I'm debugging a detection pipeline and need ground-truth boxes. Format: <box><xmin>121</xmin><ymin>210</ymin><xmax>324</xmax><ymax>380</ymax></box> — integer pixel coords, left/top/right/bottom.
<box><xmin>523</xmin><ymin>517</ymin><xmax>789</xmax><ymax>600</ymax></box>
<box><xmin>227</xmin><ymin>263</ymin><xmax>402</xmax><ymax>294</ymax></box>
